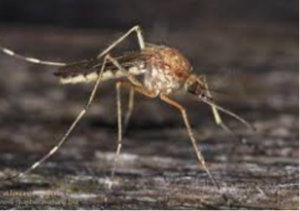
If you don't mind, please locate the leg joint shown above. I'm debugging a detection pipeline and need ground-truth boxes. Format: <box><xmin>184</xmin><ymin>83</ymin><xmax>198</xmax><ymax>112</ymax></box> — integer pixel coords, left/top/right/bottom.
<box><xmin>116</xmin><ymin>81</ymin><xmax>123</xmax><ymax>89</ymax></box>
<box><xmin>133</xmin><ymin>25</ymin><xmax>142</xmax><ymax>32</ymax></box>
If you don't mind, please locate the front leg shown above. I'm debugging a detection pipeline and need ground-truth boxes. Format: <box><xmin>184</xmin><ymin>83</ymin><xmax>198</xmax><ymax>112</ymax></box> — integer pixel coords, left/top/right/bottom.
<box><xmin>199</xmin><ymin>75</ymin><xmax>245</xmax><ymax>141</ymax></box>
<box><xmin>198</xmin><ymin>75</ymin><xmax>255</xmax><ymax>143</ymax></box>
<box><xmin>159</xmin><ymin>94</ymin><xmax>225</xmax><ymax>199</ymax></box>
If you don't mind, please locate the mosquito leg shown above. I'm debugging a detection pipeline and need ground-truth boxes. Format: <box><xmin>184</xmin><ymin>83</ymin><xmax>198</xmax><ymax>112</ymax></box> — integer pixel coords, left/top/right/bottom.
<box><xmin>107</xmin><ymin>81</ymin><xmax>124</xmax><ymax>189</ymax></box>
<box><xmin>107</xmin><ymin>84</ymin><xmax>231</xmax><ymax>203</ymax></box>
<box><xmin>159</xmin><ymin>94</ymin><xmax>229</xmax><ymax>202</ymax></box>
<box><xmin>129</xmin><ymin>85</ymin><xmax>157</xmax><ymax>98</ymax></box>
<box><xmin>0</xmin><ymin>46</ymin><xmax>66</xmax><ymax>66</ymax></box>
<box><xmin>123</xmin><ymin>87</ymin><xmax>135</xmax><ymax>133</ymax></box>
<box><xmin>107</xmin><ymin>85</ymin><xmax>230</xmax><ymax>203</ymax></box>
<box><xmin>1</xmin><ymin>56</ymin><xmax>110</xmax><ymax>182</ymax></box>
<box><xmin>96</xmin><ymin>54</ymin><xmax>158</xmax><ymax>190</ymax></box>
<box><xmin>199</xmin><ymin>75</ymin><xmax>248</xmax><ymax>144</ymax></box>
<box><xmin>97</xmin><ymin>25</ymin><xmax>145</xmax><ymax>60</ymax></box>
<box><xmin>106</xmin><ymin>55</ymin><xmax>143</xmax><ymax>88</ymax></box>
<box><xmin>1</xmin><ymin>25</ymin><xmax>145</xmax><ymax>67</ymax></box>
<box><xmin>106</xmin><ymin>81</ymin><xmax>156</xmax><ymax>190</ymax></box>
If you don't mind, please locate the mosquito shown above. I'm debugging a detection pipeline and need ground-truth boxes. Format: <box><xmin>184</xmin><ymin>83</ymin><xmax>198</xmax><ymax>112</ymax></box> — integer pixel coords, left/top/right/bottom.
<box><xmin>0</xmin><ymin>25</ymin><xmax>255</xmax><ymax>202</ymax></box>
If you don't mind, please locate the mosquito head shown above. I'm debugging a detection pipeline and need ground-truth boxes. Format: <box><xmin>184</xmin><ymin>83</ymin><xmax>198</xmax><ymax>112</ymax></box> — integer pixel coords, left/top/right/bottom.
<box><xmin>184</xmin><ymin>74</ymin><xmax>207</xmax><ymax>97</ymax></box>
<box><xmin>184</xmin><ymin>74</ymin><xmax>256</xmax><ymax>132</ymax></box>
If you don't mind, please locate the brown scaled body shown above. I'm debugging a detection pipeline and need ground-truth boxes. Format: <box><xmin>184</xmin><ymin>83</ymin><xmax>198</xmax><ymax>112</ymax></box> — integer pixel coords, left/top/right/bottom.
<box><xmin>142</xmin><ymin>45</ymin><xmax>192</xmax><ymax>96</ymax></box>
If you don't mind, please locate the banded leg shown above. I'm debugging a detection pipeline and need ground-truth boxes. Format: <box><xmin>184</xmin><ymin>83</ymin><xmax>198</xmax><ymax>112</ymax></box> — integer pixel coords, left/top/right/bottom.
<box><xmin>0</xmin><ymin>46</ymin><xmax>66</xmax><ymax>66</ymax></box>
<box><xmin>97</xmin><ymin>25</ymin><xmax>145</xmax><ymax>59</ymax></box>
<box><xmin>0</xmin><ymin>25</ymin><xmax>146</xmax><ymax>67</ymax></box>
<box><xmin>107</xmin><ymin>82</ymin><xmax>156</xmax><ymax>190</ymax></box>
<box><xmin>93</xmin><ymin>54</ymin><xmax>153</xmax><ymax>189</ymax></box>
<box><xmin>159</xmin><ymin>94</ymin><xmax>228</xmax><ymax>202</ymax></box>
<box><xmin>108</xmin><ymin>81</ymin><xmax>124</xmax><ymax>189</ymax></box>
<box><xmin>1</xmin><ymin>55</ymin><xmax>110</xmax><ymax>181</ymax></box>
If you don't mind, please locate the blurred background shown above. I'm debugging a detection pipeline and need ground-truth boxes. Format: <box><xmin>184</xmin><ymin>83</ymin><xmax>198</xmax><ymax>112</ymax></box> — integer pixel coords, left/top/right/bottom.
<box><xmin>0</xmin><ymin>0</ymin><xmax>297</xmax><ymax>70</ymax></box>
<box><xmin>0</xmin><ymin>0</ymin><xmax>298</xmax><ymax>209</ymax></box>
<box><xmin>0</xmin><ymin>0</ymin><xmax>297</xmax><ymax>29</ymax></box>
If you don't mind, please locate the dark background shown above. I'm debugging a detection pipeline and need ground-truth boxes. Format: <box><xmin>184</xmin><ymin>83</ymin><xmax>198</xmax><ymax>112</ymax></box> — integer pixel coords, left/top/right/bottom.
<box><xmin>0</xmin><ymin>0</ymin><xmax>298</xmax><ymax>74</ymax></box>
<box><xmin>0</xmin><ymin>0</ymin><xmax>297</xmax><ymax>115</ymax></box>
<box><xmin>0</xmin><ymin>0</ymin><xmax>298</xmax><ymax>209</ymax></box>
<box><xmin>0</xmin><ymin>0</ymin><xmax>298</xmax><ymax>29</ymax></box>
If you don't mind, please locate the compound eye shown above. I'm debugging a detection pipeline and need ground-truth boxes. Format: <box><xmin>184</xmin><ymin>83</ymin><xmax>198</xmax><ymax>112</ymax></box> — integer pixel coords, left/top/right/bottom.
<box><xmin>187</xmin><ymin>81</ymin><xmax>198</xmax><ymax>93</ymax></box>
<box><xmin>199</xmin><ymin>93</ymin><xmax>205</xmax><ymax>98</ymax></box>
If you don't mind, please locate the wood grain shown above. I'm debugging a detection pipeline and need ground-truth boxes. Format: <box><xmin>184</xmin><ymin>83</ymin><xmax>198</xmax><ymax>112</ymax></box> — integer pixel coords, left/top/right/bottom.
<box><xmin>0</xmin><ymin>24</ymin><xmax>298</xmax><ymax>209</ymax></box>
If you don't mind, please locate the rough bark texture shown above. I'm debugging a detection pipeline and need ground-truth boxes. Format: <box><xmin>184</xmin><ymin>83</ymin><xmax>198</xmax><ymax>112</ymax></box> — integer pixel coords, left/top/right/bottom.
<box><xmin>0</xmin><ymin>22</ymin><xmax>298</xmax><ymax>209</ymax></box>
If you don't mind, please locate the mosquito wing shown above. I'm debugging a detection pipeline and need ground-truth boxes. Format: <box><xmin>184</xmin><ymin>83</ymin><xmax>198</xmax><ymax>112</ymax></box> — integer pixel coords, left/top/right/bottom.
<box><xmin>54</xmin><ymin>51</ymin><xmax>147</xmax><ymax>84</ymax></box>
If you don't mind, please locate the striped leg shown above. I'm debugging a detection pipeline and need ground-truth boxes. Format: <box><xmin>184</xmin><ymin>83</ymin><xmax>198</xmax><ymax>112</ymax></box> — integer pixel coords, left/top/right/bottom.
<box><xmin>98</xmin><ymin>55</ymin><xmax>155</xmax><ymax>189</ymax></box>
<box><xmin>108</xmin><ymin>81</ymin><xmax>124</xmax><ymax>189</ymax></box>
<box><xmin>106</xmin><ymin>81</ymin><xmax>156</xmax><ymax>191</ymax></box>
<box><xmin>0</xmin><ymin>25</ymin><xmax>145</xmax><ymax>67</ymax></box>
<box><xmin>1</xmin><ymin>55</ymin><xmax>110</xmax><ymax>181</ymax></box>
<box><xmin>0</xmin><ymin>46</ymin><xmax>66</xmax><ymax>66</ymax></box>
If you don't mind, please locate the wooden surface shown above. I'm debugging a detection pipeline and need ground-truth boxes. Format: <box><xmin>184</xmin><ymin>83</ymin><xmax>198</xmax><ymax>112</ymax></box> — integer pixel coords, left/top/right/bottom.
<box><xmin>0</xmin><ymin>25</ymin><xmax>298</xmax><ymax>209</ymax></box>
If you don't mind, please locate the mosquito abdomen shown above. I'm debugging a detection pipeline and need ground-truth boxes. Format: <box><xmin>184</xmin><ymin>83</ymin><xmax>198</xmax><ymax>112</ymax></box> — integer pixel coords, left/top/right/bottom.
<box><xmin>57</xmin><ymin>66</ymin><xmax>145</xmax><ymax>84</ymax></box>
